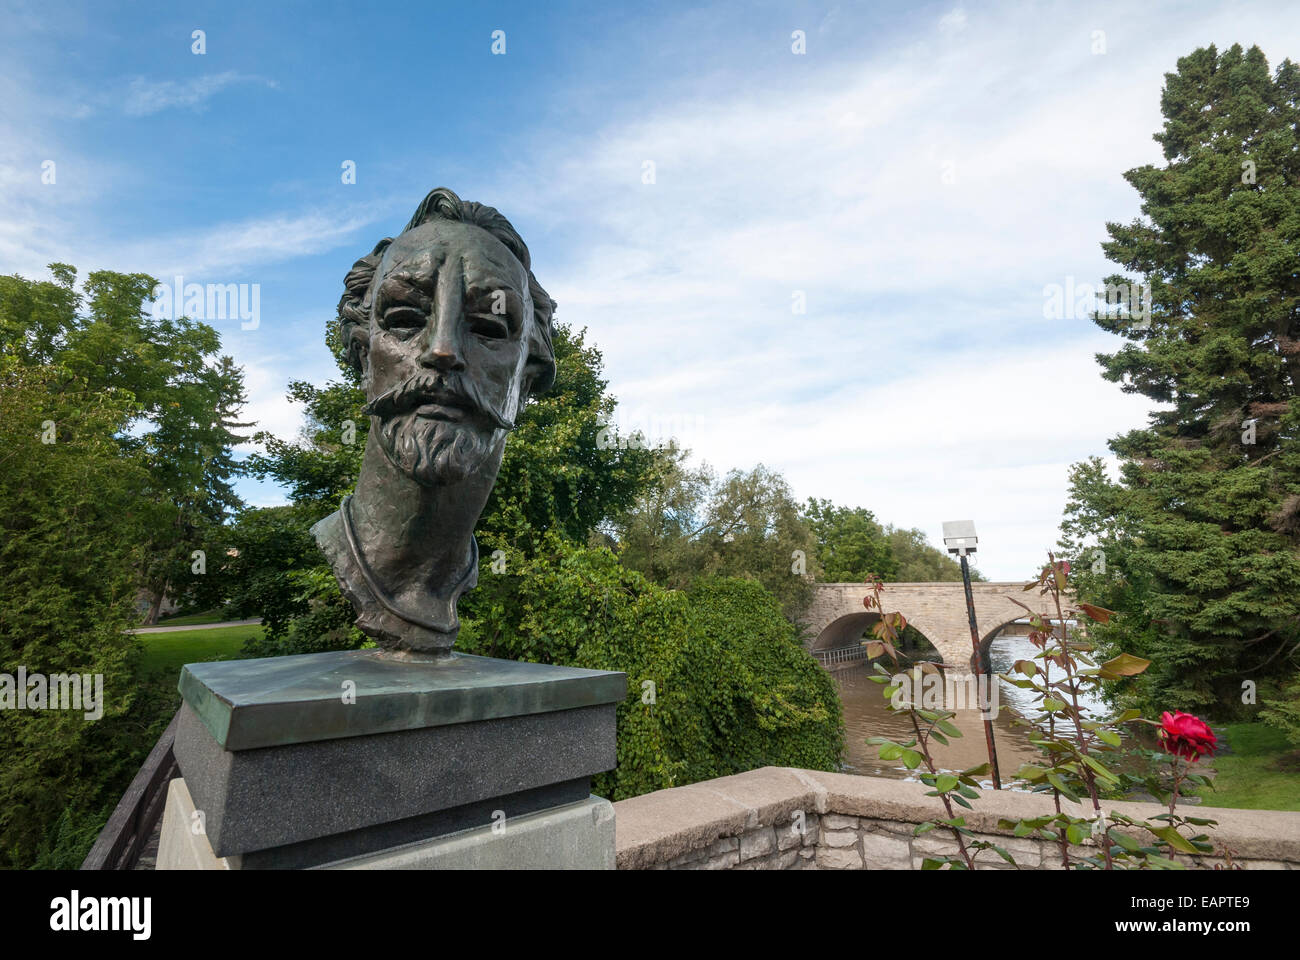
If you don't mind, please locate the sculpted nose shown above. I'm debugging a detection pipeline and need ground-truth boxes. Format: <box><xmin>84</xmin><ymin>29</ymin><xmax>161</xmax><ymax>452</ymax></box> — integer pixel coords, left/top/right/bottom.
<box><xmin>419</xmin><ymin>303</ymin><xmax>466</xmax><ymax>372</ymax></box>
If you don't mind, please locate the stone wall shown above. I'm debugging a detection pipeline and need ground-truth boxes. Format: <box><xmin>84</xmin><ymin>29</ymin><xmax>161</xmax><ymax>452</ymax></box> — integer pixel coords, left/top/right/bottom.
<box><xmin>613</xmin><ymin>767</ymin><xmax>1300</xmax><ymax>870</ymax></box>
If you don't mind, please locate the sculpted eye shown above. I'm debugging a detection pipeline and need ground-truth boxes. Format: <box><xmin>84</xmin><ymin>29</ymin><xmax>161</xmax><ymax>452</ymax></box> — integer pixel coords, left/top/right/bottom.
<box><xmin>468</xmin><ymin>313</ymin><xmax>509</xmax><ymax>340</ymax></box>
<box><xmin>382</xmin><ymin>305</ymin><xmax>425</xmax><ymax>329</ymax></box>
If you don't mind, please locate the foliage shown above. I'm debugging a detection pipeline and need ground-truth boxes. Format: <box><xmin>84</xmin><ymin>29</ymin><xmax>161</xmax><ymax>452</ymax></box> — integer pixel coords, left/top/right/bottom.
<box><xmin>609</xmin><ymin>454</ymin><xmax>817</xmax><ymax>618</ymax></box>
<box><xmin>480</xmin><ymin>324</ymin><xmax>663</xmax><ymax>554</ymax></box>
<box><xmin>1059</xmin><ymin>44</ymin><xmax>1300</xmax><ymax>719</ymax></box>
<box><xmin>0</xmin><ymin>357</ymin><xmax>146</xmax><ymax>867</ymax></box>
<box><xmin>0</xmin><ymin>265</ymin><xmax>250</xmax><ymax>622</ymax></box>
<box><xmin>459</xmin><ymin>536</ymin><xmax>843</xmax><ymax>800</ymax></box>
<box><xmin>28</xmin><ymin>806</ymin><xmax>114</xmax><ymax>870</ymax></box>
<box><xmin>802</xmin><ymin>498</ymin><xmax>894</xmax><ymax>581</ymax></box>
<box><xmin>799</xmin><ymin>499</ymin><xmax>978</xmax><ymax>584</ymax></box>
<box><xmin>0</xmin><ymin>263</ymin><xmax>248</xmax><ymax>867</ymax></box>
<box><xmin>1261</xmin><ymin>672</ymin><xmax>1300</xmax><ymax>746</ymax></box>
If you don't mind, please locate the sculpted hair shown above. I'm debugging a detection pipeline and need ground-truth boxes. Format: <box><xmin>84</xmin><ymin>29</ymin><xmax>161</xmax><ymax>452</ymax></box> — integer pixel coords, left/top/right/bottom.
<box><xmin>337</xmin><ymin>187</ymin><xmax>557</xmax><ymax>396</ymax></box>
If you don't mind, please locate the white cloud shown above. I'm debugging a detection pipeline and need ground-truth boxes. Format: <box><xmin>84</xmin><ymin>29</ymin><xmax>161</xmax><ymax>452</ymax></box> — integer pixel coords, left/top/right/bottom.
<box><xmin>121</xmin><ymin>72</ymin><xmax>274</xmax><ymax>116</ymax></box>
<box><xmin>130</xmin><ymin>210</ymin><xmax>380</xmax><ymax>279</ymax></box>
<box><xmin>493</xmin><ymin>0</ymin><xmax>1300</xmax><ymax>578</ymax></box>
<box><xmin>938</xmin><ymin>8</ymin><xmax>968</xmax><ymax>35</ymax></box>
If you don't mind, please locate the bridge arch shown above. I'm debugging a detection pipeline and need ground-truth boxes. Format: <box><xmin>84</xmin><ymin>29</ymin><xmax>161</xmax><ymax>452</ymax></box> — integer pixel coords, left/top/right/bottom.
<box><xmin>801</xmin><ymin>582</ymin><xmax>1070</xmax><ymax>674</ymax></box>
<box><xmin>809</xmin><ymin>611</ymin><xmax>945</xmax><ymax>670</ymax></box>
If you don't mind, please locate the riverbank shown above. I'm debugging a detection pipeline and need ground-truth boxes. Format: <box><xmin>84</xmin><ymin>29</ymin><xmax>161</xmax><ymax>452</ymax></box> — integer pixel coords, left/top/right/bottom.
<box><xmin>1197</xmin><ymin>723</ymin><xmax>1300</xmax><ymax>812</ymax></box>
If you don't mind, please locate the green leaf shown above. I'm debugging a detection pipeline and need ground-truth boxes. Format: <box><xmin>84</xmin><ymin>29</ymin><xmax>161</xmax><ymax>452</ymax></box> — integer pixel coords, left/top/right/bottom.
<box><xmin>1013</xmin><ymin>659</ymin><xmax>1038</xmax><ymax>677</ymax></box>
<box><xmin>1148</xmin><ymin>825</ymin><xmax>1198</xmax><ymax>854</ymax></box>
<box><xmin>1080</xmin><ymin>753</ymin><xmax>1119</xmax><ymax>784</ymax></box>
<box><xmin>1097</xmin><ymin>653</ymin><xmax>1151</xmax><ymax>679</ymax></box>
<box><xmin>934</xmin><ymin>774</ymin><xmax>959</xmax><ymax>793</ymax></box>
<box><xmin>1014</xmin><ymin>764</ymin><xmax>1048</xmax><ymax>782</ymax></box>
<box><xmin>1096</xmin><ymin>729</ymin><xmax>1122</xmax><ymax>748</ymax></box>
<box><xmin>1108</xmin><ymin>829</ymin><xmax>1140</xmax><ymax>852</ymax></box>
<box><xmin>1047</xmin><ymin>772</ymin><xmax>1081</xmax><ymax>802</ymax></box>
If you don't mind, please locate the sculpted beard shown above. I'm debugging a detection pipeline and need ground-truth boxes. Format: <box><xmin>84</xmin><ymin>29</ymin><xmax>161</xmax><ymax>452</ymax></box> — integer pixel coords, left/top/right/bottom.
<box><xmin>369</xmin><ymin>371</ymin><xmax>515</xmax><ymax>486</ymax></box>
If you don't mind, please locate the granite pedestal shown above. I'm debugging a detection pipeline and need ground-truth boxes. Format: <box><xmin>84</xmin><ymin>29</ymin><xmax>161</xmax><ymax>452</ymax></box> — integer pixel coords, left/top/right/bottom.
<box><xmin>157</xmin><ymin>649</ymin><xmax>625</xmax><ymax>869</ymax></box>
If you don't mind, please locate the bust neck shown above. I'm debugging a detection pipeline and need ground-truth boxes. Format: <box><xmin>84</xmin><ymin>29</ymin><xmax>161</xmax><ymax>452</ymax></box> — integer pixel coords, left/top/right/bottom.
<box><xmin>345</xmin><ymin>424</ymin><xmax>501</xmax><ymax>610</ymax></box>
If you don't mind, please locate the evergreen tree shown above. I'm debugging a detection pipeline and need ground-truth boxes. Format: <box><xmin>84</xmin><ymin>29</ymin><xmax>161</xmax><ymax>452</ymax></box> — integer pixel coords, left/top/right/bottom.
<box><xmin>1060</xmin><ymin>45</ymin><xmax>1300</xmax><ymax>718</ymax></box>
<box><xmin>0</xmin><ymin>357</ymin><xmax>150</xmax><ymax>867</ymax></box>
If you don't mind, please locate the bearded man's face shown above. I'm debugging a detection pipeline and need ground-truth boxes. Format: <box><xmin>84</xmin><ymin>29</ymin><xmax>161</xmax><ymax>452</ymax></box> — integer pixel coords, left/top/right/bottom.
<box><xmin>362</xmin><ymin>219</ymin><xmax>534</xmax><ymax>486</ymax></box>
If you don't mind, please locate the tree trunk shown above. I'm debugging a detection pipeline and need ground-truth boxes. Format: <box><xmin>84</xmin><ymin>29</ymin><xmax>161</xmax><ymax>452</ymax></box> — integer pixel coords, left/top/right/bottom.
<box><xmin>144</xmin><ymin>588</ymin><xmax>165</xmax><ymax>626</ymax></box>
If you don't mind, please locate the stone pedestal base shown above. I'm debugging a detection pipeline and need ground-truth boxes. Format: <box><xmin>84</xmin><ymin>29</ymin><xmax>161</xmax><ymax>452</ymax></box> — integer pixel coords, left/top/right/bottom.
<box><xmin>157</xmin><ymin>779</ymin><xmax>233</xmax><ymax>870</ymax></box>
<box><xmin>159</xmin><ymin>776</ymin><xmax>616</xmax><ymax>870</ymax></box>
<box><xmin>156</xmin><ymin>649</ymin><xmax>624</xmax><ymax>870</ymax></box>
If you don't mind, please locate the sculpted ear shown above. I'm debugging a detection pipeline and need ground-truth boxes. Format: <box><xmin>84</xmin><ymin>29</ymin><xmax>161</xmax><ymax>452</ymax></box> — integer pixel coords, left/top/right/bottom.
<box><xmin>524</xmin><ymin>350</ymin><xmax>556</xmax><ymax>398</ymax></box>
<box><xmin>521</xmin><ymin>287</ymin><xmax>557</xmax><ymax>401</ymax></box>
<box><xmin>347</xmin><ymin>324</ymin><xmax>371</xmax><ymax>379</ymax></box>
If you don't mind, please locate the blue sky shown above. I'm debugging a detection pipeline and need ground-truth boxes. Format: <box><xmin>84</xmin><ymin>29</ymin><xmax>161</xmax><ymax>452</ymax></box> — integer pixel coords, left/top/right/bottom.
<box><xmin>4</xmin><ymin>0</ymin><xmax>1300</xmax><ymax>579</ymax></box>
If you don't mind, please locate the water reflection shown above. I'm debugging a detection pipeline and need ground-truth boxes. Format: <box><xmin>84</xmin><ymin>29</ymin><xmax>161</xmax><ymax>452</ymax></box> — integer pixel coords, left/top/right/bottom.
<box><xmin>838</xmin><ymin>634</ymin><xmax>1107</xmax><ymax>785</ymax></box>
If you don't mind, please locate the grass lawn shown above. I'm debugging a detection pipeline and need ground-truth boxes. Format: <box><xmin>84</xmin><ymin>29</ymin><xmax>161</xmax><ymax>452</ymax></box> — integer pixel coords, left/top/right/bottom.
<box><xmin>155</xmin><ymin>608</ymin><xmax>227</xmax><ymax>627</ymax></box>
<box><xmin>137</xmin><ymin>624</ymin><xmax>263</xmax><ymax>677</ymax></box>
<box><xmin>1198</xmin><ymin>722</ymin><xmax>1300</xmax><ymax>812</ymax></box>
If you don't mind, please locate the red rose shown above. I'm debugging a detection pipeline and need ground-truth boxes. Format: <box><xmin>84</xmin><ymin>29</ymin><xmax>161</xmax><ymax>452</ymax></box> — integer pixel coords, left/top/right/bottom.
<box><xmin>1158</xmin><ymin>711</ymin><xmax>1217</xmax><ymax>761</ymax></box>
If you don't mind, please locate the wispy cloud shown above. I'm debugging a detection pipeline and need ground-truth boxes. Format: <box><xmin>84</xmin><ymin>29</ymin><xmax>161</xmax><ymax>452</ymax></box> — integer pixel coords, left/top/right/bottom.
<box><xmin>121</xmin><ymin>71</ymin><xmax>275</xmax><ymax>116</ymax></box>
<box><xmin>132</xmin><ymin>209</ymin><xmax>380</xmax><ymax>278</ymax></box>
<box><xmin>938</xmin><ymin>7</ymin><xmax>968</xmax><ymax>35</ymax></box>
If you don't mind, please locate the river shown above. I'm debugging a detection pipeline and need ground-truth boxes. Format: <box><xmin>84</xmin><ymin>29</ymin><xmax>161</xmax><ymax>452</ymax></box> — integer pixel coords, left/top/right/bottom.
<box><xmin>837</xmin><ymin>634</ymin><xmax>1108</xmax><ymax>784</ymax></box>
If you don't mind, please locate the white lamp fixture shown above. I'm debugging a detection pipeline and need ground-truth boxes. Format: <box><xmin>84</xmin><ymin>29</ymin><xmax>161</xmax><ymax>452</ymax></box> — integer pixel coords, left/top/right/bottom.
<box><xmin>942</xmin><ymin>520</ymin><xmax>978</xmax><ymax>557</ymax></box>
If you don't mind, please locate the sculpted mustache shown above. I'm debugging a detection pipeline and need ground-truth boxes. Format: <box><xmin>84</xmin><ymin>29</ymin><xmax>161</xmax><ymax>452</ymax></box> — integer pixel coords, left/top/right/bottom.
<box><xmin>364</xmin><ymin>373</ymin><xmax>515</xmax><ymax>430</ymax></box>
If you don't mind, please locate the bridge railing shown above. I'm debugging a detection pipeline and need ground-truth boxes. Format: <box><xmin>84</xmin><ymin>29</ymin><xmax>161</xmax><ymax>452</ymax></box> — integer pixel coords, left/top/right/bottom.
<box><xmin>813</xmin><ymin>644</ymin><xmax>868</xmax><ymax>667</ymax></box>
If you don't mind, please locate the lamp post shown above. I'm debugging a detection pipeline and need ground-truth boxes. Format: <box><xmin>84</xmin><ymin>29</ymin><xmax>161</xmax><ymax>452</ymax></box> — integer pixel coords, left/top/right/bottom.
<box><xmin>942</xmin><ymin>520</ymin><xmax>1002</xmax><ymax>790</ymax></box>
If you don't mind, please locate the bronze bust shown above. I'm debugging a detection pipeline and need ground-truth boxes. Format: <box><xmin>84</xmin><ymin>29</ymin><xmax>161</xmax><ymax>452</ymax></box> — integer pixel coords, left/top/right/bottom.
<box><xmin>312</xmin><ymin>188</ymin><xmax>555</xmax><ymax>657</ymax></box>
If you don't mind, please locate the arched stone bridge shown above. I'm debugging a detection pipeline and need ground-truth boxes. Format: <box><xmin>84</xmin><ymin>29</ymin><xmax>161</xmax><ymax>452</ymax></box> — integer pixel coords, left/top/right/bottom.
<box><xmin>801</xmin><ymin>581</ymin><xmax>1073</xmax><ymax>674</ymax></box>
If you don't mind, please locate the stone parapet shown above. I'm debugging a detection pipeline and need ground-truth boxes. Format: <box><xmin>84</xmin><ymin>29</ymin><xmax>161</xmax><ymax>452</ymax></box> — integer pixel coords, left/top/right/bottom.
<box><xmin>613</xmin><ymin>767</ymin><xmax>1300</xmax><ymax>870</ymax></box>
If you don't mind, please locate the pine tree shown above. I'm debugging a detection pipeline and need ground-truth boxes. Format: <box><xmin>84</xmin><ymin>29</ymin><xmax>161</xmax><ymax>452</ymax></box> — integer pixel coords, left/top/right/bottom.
<box><xmin>1061</xmin><ymin>45</ymin><xmax>1300</xmax><ymax>718</ymax></box>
